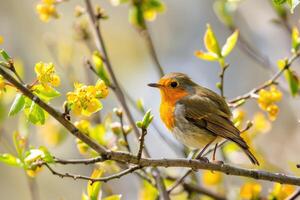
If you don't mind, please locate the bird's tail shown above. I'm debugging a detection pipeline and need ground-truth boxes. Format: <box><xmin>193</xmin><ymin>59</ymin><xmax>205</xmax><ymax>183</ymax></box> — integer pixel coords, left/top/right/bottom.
<box><xmin>242</xmin><ymin>148</ymin><xmax>260</xmax><ymax>165</ymax></box>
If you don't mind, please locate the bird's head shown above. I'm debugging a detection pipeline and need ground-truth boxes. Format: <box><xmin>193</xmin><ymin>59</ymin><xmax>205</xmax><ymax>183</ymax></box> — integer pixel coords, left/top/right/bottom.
<box><xmin>148</xmin><ymin>72</ymin><xmax>196</xmax><ymax>103</ymax></box>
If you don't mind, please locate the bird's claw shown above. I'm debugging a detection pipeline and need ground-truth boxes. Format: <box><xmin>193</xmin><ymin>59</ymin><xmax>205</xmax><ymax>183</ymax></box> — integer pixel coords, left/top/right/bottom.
<box><xmin>212</xmin><ymin>160</ymin><xmax>224</xmax><ymax>165</ymax></box>
<box><xmin>197</xmin><ymin>156</ymin><xmax>209</xmax><ymax>163</ymax></box>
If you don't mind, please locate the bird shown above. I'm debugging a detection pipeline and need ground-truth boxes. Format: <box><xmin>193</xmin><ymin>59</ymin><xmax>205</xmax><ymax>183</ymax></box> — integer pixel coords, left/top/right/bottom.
<box><xmin>148</xmin><ymin>72</ymin><xmax>259</xmax><ymax>165</ymax></box>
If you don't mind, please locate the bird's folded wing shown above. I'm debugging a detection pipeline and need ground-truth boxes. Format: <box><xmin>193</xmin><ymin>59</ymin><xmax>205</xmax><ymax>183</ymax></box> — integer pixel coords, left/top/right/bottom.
<box><xmin>180</xmin><ymin>96</ymin><xmax>248</xmax><ymax>148</ymax></box>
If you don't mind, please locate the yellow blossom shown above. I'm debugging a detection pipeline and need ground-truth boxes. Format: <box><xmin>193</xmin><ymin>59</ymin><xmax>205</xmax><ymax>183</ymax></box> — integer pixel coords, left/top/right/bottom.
<box><xmin>0</xmin><ymin>35</ymin><xmax>3</xmax><ymax>44</ymax></box>
<box><xmin>269</xmin><ymin>183</ymin><xmax>295</xmax><ymax>200</ymax></box>
<box><xmin>257</xmin><ymin>86</ymin><xmax>282</xmax><ymax>121</ymax></box>
<box><xmin>202</xmin><ymin>170</ymin><xmax>222</xmax><ymax>186</ymax></box>
<box><xmin>36</xmin><ymin>0</ymin><xmax>59</xmax><ymax>22</ymax></box>
<box><xmin>34</xmin><ymin>62</ymin><xmax>60</xmax><ymax>90</ymax></box>
<box><xmin>67</xmin><ymin>82</ymin><xmax>106</xmax><ymax>116</ymax></box>
<box><xmin>240</xmin><ymin>182</ymin><xmax>262</xmax><ymax>200</ymax></box>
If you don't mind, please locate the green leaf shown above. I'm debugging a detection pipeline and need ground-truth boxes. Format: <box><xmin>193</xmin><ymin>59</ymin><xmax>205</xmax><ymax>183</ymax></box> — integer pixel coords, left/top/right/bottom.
<box><xmin>32</xmin><ymin>84</ymin><xmax>60</xmax><ymax>102</ymax></box>
<box><xmin>194</xmin><ymin>51</ymin><xmax>219</xmax><ymax>61</ymax></box>
<box><xmin>0</xmin><ymin>49</ymin><xmax>11</xmax><ymax>61</ymax></box>
<box><xmin>39</xmin><ymin>146</ymin><xmax>54</xmax><ymax>163</ymax></box>
<box><xmin>141</xmin><ymin>109</ymin><xmax>153</xmax><ymax>129</ymax></box>
<box><xmin>285</xmin><ymin>69</ymin><xmax>299</xmax><ymax>96</ymax></box>
<box><xmin>25</xmin><ymin>101</ymin><xmax>46</xmax><ymax>125</ymax></box>
<box><xmin>8</xmin><ymin>93</ymin><xmax>25</xmax><ymax>116</ymax></box>
<box><xmin>0</xmin><ymin>153</ymin><xmax>22</xmax><ymax>167</ymax></box>
<box><xmin>221</xmin><ymin>30</ymin><xmax>239</xmax><ymax>57</ymax></box>
<box><xmin>278</xmin><ymin>59</ymin><xmax>299</xmax><ymax>96</ymax></box>
<box><xmin>103</xmin><ymin>195</ymin><xmax>122</xmax><ymax>200</ymax></box>
<box><xmin>204</xmin><ymin>24</ymin><xmax>221</xmax><ymax>57</ymax></box>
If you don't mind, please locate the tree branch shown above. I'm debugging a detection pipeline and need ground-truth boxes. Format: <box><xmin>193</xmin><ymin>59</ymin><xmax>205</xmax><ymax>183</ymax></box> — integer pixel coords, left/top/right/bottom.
<box><xmin>44</xmin><ymin>163</ymin><xmax>141</xmax><ymax>183</ymax></box>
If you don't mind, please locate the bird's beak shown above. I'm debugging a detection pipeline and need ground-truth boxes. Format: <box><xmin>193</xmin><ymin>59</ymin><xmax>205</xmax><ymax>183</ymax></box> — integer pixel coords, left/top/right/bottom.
<box><xmin>147</xmin><ymin>83</ymin><xmax>162</xmax><ymax>88</ymax></box>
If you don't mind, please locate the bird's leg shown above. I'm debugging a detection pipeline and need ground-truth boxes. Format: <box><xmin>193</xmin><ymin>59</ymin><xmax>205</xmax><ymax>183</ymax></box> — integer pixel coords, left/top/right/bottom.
<box><xmin>195</xmin><ymin>139</ymin><xmax>215</xmax><ymax>162</ymax></box>
<box><xmin>212</xmin><ymin>142</ymin><xmax>224</xmax><ymax>165</ymax></box>
<box><xmin>212</xmin><ymin>142</ymin><xmax>218</xmax><ymax>161</ymax></box>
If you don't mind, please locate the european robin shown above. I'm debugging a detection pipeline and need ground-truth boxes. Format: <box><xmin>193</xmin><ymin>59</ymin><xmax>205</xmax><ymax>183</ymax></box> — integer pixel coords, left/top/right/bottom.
<box><xmin>148</xmin><ymin>72</ymin><xmax>259</xmax><ymax>165</ymax></box>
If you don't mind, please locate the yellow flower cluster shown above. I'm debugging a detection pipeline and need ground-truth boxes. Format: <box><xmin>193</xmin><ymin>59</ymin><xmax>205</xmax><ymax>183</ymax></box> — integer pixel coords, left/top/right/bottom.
<box><xmin>67</xmin><ymin>80</ymin><xmax>108</xmax><ymax>116</ymax></box>
<box><xmin>269</xmin><ymin>183</ymin><xmax>295</xmax><ymax>200</ymax></box>
<box><xmin>0</xmin><ymin>75</ymin><xmax>6</xmax><ymax>96</ymax></box>
<box><xmin>240</xmin><ymin>182</ymin><xmax>261</xmax><ymax>200</ymax></box>
<box><xmin>36</xmin><ymin>0</ymin><xmax>59</xmax><ymax>22</ymax></box>
<box><xmin>0</xmin><ymin>35</ymin><xmax>3</xmax><ymax>44</ymax></box>
<box><xmin>34</xmin><ymin>62</ymin><xmax>60</xmax><ymax>90</ymax></box>
<box><xmin>257</xmin><ymin>86</ymin><xmax>282</xmax><ymax>121</ymax></box>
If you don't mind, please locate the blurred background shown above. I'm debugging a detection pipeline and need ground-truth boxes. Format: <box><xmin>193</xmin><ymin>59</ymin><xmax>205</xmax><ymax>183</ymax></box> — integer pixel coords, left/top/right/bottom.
<box><xmin>0</xmin><ymin>0</ymin><xmax>300</xmax><ymax>199</ymax></box>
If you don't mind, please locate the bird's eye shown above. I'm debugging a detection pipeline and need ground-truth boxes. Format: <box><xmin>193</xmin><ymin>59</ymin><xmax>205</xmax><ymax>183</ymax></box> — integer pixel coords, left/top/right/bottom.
<box><xmin>170</xmin><ymin>81</ymin><xmax>178</xmax><ymax>88</ymax></box>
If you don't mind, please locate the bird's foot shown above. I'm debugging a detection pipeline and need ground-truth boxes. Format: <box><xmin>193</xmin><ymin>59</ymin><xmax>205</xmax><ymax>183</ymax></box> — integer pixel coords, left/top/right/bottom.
<box><xmin>212</xmin><ymin>160</ymin><xmax>224</xmax><ymax>165</ymax></box>
<box><xmin>197</xmin><ymin>156</ymin><xmax>209</xmax><ymax>163</ymax></box>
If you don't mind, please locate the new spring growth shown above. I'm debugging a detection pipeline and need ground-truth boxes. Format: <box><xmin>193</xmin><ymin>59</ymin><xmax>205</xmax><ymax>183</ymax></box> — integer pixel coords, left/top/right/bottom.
<box><xmin>195</xmin><ymin>24</ymin><xmax>239</xmax><ymax>64</ymax></box>
<box><xmin>136</xmin><ymin>109</ymin><xmax>154</xmax><ymax>129</ymax></box>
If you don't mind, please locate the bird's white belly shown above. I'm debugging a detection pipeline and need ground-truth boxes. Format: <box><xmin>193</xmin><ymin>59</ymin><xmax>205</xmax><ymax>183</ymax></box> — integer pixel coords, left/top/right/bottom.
<box><xmin>172</xmin><ymin>127</ymin><xmax>217</xmax><ymax>149</ymax></box>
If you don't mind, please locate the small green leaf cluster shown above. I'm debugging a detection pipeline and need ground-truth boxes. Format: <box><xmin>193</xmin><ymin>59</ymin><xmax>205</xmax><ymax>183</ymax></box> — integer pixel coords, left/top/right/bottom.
<box><xmin>136</xmin><ymin>109</ymin><xmax>154</xmax><ymax>129</ymax></box>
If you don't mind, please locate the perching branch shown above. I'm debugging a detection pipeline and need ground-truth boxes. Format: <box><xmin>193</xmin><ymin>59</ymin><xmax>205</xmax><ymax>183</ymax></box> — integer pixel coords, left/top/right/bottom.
<box><xmin>167</xmin><ymin>122</ymin><xmax>253</xmax><ymax>193</ymax></box>
<box><xmin>229</xmin><ymin>51</ymin><xmax>300</xmax><ymax>107</ymax></box>
<box><xmin>44</xmin><ymin>163</ymin><xmax>141</xmax><ymax>183</ymax></box>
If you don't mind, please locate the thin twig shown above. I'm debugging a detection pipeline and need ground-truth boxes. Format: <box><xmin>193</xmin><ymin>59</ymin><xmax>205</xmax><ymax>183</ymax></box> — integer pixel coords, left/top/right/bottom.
<box><xmin>137</xmin><ymin>128</ymin><xmax>147</xmax><ymax>160</ymax></box>
<box><xmin>45</xmin><ymin>163</ymin><xmax>140</xmax><ymax>183</ymax></box>
<box><xmin>219</xmin><ymin>63</ymin><xmax>229</xmax><ymax>97</ymax></box>
<box><xmin>119</xmin><ymin>111</ymin><xmax>131</xmax><ymax>152</ymax></box>
<box><xmin>84</xmin><ymin>1</ymin><xmax>170</xmax><ymax>199</ymax></box>
<box><xmin>229</xmin><ymin>51</ymin><xmax>300</xmax><ymax>107</ymax></box>
<box><xmin>84</xmin><ymin>0</ymin><xmax>141</xmax><ymax>141</ymax></box>
<box><xmin>140</xmin><ymin>26</ymin><xmax>164</xmax><ymax>77</ymax></box>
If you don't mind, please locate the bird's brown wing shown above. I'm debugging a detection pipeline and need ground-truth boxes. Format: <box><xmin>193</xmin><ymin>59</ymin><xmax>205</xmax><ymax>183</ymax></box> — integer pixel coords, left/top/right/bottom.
<box><xmin>178</xmin><ymin>94</ymin><xmax>259</xmax><ymax>165</ymax></box>
<box><xmin>179</xmin><ymin>95</ymin><xmax>247</xmax><ymax>148</ymax></box>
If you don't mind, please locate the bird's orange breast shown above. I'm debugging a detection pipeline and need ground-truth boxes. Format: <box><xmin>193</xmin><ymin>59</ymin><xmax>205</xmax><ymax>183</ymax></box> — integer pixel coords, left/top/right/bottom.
<box><xmin>159</xmin><ymin>88</ymin><xmax>189</xmax><ymax>130</ymax></box>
